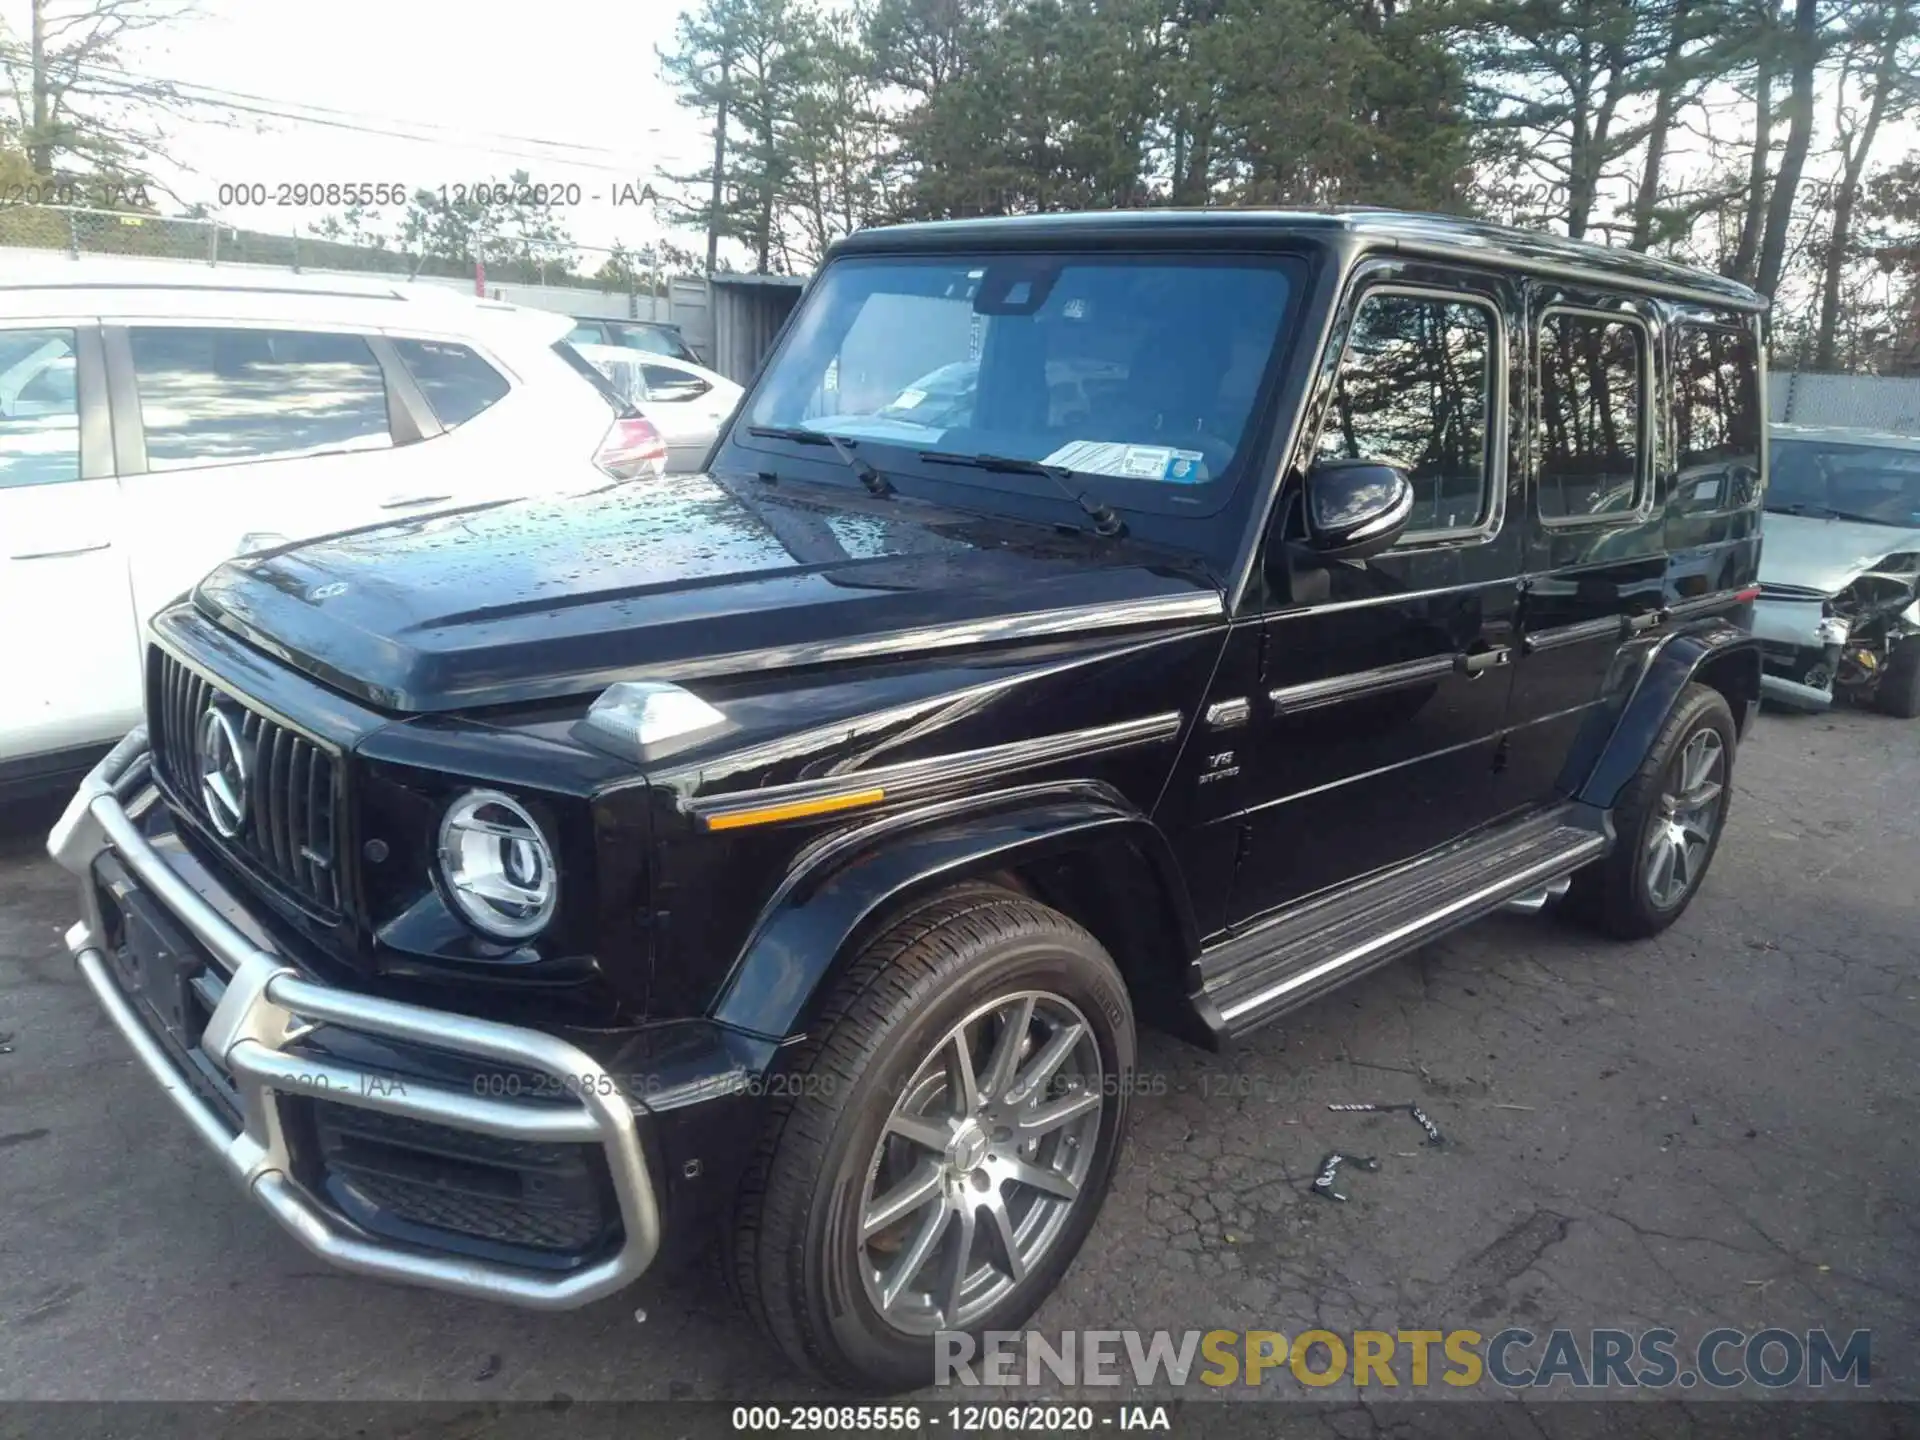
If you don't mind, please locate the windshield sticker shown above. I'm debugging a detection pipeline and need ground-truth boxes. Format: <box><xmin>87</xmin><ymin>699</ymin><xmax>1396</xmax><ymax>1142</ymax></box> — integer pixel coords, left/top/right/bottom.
<box><xmin>1043</xmin><ymin>441</ymin><xmax>1209</xmax><ymax>483</ymax></box>
<box><xmin>1162</xmin><ymin>451</ymin><xmax>1206</xmax><ymax>483</ymax></box>
<box><xmin>891</xmin><ymin>388</ymin><xmax>928</xmax><ymax>410</ymax></box>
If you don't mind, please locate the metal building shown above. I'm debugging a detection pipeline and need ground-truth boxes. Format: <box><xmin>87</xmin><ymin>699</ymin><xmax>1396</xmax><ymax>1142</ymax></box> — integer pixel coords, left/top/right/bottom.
<box><xmin>669</xmin><ymin>273</ymin><xmax>808</xmax><ymax>384</ymax></box>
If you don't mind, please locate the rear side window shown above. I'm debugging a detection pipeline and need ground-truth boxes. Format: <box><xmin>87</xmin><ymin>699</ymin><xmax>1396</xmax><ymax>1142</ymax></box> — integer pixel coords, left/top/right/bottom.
<box><xmin>1316</xmin><ymin>290</ymin><xmax>1497</xmax><ymax>537</ymax></box>
<box><xmin>1536</xmin><ymin>311</ymin><xmax>1646</xmax><ymax>522</ymax></box>
<box><xmin>612</xmin><ymin>324</ymin><xmax>689</xmax><ymax>360</ymax></box>
<box><xmin>0</xmin><ymin>327</ymin><xmax>81</xmax><ymax>488</ymax></box>
<box><xmin>566</xmin><ymin>322</ymin><xmax>607</xmax><ymax>346</ymax></box>
<box><xmin>392</xmin><ymin>338</ymin><xmax>510</xmax><ymax>429</ymax></box>
<box><xmin>1673</xmin><ymin>325</ymin><xmax>1762</xmax><ymax>513</ymax></box>
<box><xmin>551</xmin><ymin>340</ymin><xmax>631</xmax><ymax>415</ymax></box>
<box><xmin>641</xmin><ymin>363</ymin><xmax>712</xmax><ymax>403</ymax></box>
<box><xmin>131</xmin><ymin>327</ymin><xmax>392</xmax><ymax>472</ymax></box>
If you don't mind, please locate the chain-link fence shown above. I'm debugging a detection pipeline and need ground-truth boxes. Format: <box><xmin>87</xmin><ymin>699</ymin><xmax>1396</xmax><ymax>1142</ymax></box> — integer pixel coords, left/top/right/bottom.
<box><xmin>0</xmin><ymin>204</ymin><xmax>672</xmax><ymax>316</ymax></box>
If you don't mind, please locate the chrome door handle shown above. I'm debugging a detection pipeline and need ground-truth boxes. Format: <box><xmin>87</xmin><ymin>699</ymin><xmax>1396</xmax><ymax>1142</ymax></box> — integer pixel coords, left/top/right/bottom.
<box><xmin>379</xmin><ymin>493</ymin><xmax>453</xmax><ymax>510</ymax></box>
<box><xmin>10</xmin><ymin>540</ymin><xmax>109</xmax><ymax>560</ymax></box>
<box><xmin>1454</xmin><ymin>646</ymin><xmax>1512</xmax><ymax>676</ymax></box>
<box><xmin>1621</xmin><ymin>611</ymin><xmax>1664</xmax><ymax>638</ymax></box>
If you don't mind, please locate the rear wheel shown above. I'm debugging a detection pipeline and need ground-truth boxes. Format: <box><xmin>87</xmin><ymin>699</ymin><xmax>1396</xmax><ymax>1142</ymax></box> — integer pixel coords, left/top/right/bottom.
<box><xmin>1566</xmin><ymin>682</ymin><xmax>1736</xmax><ymax>939</ymax></box>
<box><xmin>1874</xmin><ymin>638</ymin><xmax>1920</xmax><ymax>718</ymax></box>
<box><xmin>725</xmin><ymin>886</ymin><xmax>1134</xmax><ymax>1391</ymax></box>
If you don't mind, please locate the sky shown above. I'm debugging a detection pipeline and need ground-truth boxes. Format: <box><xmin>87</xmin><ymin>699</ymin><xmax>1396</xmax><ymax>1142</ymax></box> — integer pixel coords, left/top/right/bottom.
<box><xmin>3</xmin><ymin>0</ymin><xmax>1914</xmax><ymax>292</ymax></box>
<box><xmin>1</xmin><ymin>0</ymin><xmax>719</xmax><ymax>258</ymax></box>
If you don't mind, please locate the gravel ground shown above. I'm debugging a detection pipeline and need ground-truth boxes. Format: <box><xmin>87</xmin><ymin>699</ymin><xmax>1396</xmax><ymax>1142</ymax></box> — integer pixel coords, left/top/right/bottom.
<box><xmin>0</xmin><ymin>704</ymin><xmax>1914</xmax><ymax>1410</ymax></box>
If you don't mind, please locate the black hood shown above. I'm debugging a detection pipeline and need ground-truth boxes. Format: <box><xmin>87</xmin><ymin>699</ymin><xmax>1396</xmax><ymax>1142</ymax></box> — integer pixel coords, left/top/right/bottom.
<box><xmin>191</xmin><ymin>474</ymin><xmax>1222</xmax><ymax>712</ymax></box>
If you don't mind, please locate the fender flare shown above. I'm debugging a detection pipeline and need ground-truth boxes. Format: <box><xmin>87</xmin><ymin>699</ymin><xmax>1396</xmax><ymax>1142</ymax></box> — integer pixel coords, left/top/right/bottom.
<box><xmin>1571</xmin><ymin>619</ymin><xmax>1761</xmax><ymax>812</ymax></box>
<box><xmin>709</xmin><ymin>781</ymin><xmax>1198</xmax><ymax>1040</ymax></box>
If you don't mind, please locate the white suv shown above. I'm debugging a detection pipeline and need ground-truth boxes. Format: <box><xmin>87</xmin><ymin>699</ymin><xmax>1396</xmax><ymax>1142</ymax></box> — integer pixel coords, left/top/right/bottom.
<box><xmin>0</xmin><ymin>258</ymin><xmax>668</xmax><ymax>799</ymax></box>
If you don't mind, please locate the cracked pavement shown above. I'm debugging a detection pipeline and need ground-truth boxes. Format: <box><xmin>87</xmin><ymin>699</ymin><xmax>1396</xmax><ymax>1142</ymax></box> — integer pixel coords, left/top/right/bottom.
<box><xmin>0</xmin><ymin>705</ymin><xmax>1914</xmax><ymax>1406</ymax></box>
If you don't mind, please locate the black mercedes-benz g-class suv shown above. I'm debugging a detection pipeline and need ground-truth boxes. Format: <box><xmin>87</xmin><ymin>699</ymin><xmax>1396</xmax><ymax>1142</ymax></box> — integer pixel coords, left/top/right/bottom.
<box><xmin>50</xmin><ymin>209</ymin><xmax>1766</xmax><ymax>1390</ymax></box>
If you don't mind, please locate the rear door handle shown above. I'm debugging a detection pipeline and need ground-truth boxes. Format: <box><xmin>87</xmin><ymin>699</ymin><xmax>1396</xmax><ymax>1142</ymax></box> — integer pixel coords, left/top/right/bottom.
<box><xmin>1454</xmin><ymin>646</ymin><xmax>1512</xmax><ymax>676</ymax></box>
<box><xmin>379</xmin><ymin>493</ymin><xmax>453</xmax><ymax>510</ymax></box>
<box><xmin>10</xmin><ymin>540</ymin><xmax>110</xmax><ymax>560</ymax></box>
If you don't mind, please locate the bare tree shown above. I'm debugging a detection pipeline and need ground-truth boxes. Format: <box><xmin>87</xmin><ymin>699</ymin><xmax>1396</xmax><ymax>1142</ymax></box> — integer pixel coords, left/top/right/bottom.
<box><xmin>1812</xmin><ymin>0</ymin><xmax>1917</xmax><ymax>368</ymax></box>
<box><xmin>1755</xmin><ymin>0</ymin><xmax>1822</xmax><ymax>295</ymax></box>
<box><xmin>0</xmin><ymin>0</ymin><xmax>225</xmax><ymax>198</ymax></box>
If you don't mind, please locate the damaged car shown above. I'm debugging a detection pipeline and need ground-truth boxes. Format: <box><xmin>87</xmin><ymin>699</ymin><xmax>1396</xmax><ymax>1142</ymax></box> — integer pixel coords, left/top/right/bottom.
<box><xmin>1755</xmin><ymin>425</ymin><xmax>1920</xmax><ymax>716</ymax></box>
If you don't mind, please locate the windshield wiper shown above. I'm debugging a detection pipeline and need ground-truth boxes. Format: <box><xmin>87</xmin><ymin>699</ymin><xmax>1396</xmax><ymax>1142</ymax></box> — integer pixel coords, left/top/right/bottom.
<box><xmin>746</xmin><ymin>425</ymin><xmax>895</xmax><ymax>498</ymax></box>
<box><xmin>918</xmin><ymin>450</ymin><xmax>1125</xmax><ymax>537</ymax></box>
<box><xmin>1768</xmin><ymin>501</ymin><xmax>1901</xmax><ymax>526</ymax></box>
<box><xmin>1823</xmin><ymin>508</ymin><xmax>1902</xmax><ymax>526</ymax></box>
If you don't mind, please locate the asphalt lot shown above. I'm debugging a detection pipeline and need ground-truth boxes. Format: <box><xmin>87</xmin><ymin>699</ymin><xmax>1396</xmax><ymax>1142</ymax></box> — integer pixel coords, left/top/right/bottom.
<box><xmin>0</xmin><ymin>704</ymin><xmax>1915</xmax><ymax>1408</ymax></box>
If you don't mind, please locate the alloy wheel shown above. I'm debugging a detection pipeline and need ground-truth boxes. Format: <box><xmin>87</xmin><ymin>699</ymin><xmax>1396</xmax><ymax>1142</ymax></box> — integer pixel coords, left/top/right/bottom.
<box><xmin>857</xmin><ymin>990</ymin><xmax>1104</xmax><ymax>1335</ymax></box>
<box><xmin>1645</xmin><ymin>727</ymin><xmax>1725</xmax><ymax>910</ymax></box>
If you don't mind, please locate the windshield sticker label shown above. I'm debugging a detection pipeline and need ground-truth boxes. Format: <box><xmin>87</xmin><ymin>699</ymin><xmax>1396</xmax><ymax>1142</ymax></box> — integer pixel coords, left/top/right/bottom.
<box><xmin>1162</xmin><ymin>451</ymin><xmax>1206</xmax><ymax>483</ymax></box>
<box><xmin>892</xmin><ymin>388</ymin><xmax>927</xmax><ymax>409</ymax></box>
<box><xmin>1043</xmin><ymin>441</ymin><xmax>1209</xmax><ymax>483</ymax></box>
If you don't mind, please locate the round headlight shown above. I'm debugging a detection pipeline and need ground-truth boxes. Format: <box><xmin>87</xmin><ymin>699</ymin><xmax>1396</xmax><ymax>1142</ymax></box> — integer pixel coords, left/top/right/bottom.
<box><xmin>437</xmin><ymin>790</ymin><xmax>558</xmax><ymax>940</ymax></box>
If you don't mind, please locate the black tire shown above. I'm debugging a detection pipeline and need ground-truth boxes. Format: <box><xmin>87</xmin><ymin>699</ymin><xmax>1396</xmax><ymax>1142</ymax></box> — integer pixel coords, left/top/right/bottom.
<box><xmin>725</xmin><ymin>885</ymin><xmax>1135</xmax><ymax>1391</ymax></box>
<box><xmin>1874</xmin><ymin>638</ymin><xmax>1920</xmax><ymax>718</ymax></box>
<box><xmin>1565</xmin><ymin>682</ymin><xmax>1737</xmax><ymax>940</ymax></box>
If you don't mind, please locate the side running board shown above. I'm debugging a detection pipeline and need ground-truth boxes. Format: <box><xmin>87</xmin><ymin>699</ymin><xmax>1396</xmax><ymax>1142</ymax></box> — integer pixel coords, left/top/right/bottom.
<box><xmin>1193</xmin><ymin>804</ymin><xmax>1612</xmax><ymax>1041</ymax></box>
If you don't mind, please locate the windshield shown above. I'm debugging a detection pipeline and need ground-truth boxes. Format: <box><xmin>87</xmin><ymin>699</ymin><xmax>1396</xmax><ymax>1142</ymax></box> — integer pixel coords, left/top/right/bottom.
<box><xmin>1769</xmin><ymin>438</ymin><xmax>1920</xmax><ymax>526</ymax></box>
<box><xmin>744</xmin><ymin>253</ymin><xmax>1298</xmax><ymax>515</ymax></box>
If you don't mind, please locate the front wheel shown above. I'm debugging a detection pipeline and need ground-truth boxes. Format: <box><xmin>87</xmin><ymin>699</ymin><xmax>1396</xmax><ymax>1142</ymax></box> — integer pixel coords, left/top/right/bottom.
<box><xmin>1566</xmin><ymin>682</ymin><xmax>1737</xmax><ymax>939</ymax></box>
<box><xmin>725</xmin><ymin>886</ymin><xmax>1135</xmax><ymax>1391</ymax></box>
<box><xmin>1874</xmin><ymin>637</ymin><xmax>1920</xmax><ymax>718</ymax></box>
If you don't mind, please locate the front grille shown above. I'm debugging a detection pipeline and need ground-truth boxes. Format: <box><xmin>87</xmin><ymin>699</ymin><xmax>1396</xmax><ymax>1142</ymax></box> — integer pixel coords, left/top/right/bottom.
<box><xmin>151</xmin><ymin>650</ymin><xmax>342</xmax><ymax>916</ymax></box>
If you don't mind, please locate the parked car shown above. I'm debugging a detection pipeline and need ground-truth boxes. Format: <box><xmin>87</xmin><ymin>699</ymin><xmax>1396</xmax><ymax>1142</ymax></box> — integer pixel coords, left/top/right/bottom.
<box><xmin>851</xmin><ymin>358</ymin><xmax>1130</xmax><ymax>439</ymax></box>
<box><xmin>0</xmin><ymin>258</ymin><xmax>666</xmax><ymax>800</ymax></box>
<box><xmin>566</xmin><ymin>316</ymin><xmax>703</xmax><ymax>365</ymax></box>
<box><xmin>50</xmin><ymin>210</ymin><xmax>1765</xmax><ymax>1391</ymax></box>
<box><xmin>1753</xmin><ymin>424</ymin><xmax>1920</xmax><ymax>715</ymax></box>
<box><xmin>570</xmin><ymin>342</ymin><xmax>744</xmax><ymax>472</ymax></box>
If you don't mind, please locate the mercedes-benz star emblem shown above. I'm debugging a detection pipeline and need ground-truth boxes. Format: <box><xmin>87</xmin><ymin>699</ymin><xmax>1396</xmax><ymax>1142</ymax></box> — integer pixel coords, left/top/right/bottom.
<box><xmin>196</xmin><ymin>706</ymin><xmax>249</xmax><ymax>838</ymax></box>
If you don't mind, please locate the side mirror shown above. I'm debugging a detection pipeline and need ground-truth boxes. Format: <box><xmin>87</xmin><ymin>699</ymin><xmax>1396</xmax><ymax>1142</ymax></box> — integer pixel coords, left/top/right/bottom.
<box><xmin>1299</xmin><ymin>458</ymin><xmax>1414</xmax><ymax>561</ymax></box>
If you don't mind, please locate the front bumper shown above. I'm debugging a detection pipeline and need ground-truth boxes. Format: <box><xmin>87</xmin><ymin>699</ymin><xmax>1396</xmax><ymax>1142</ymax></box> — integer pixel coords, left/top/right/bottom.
<box><xmin>1752</xmin><ymin>597</ymin><xmax>1841</xmax><ymax>713</ymax></box>
<box><xmin>47</xmin><ymin>728</ymin><xmax>662</xmax><ymax>1309</ymax></box>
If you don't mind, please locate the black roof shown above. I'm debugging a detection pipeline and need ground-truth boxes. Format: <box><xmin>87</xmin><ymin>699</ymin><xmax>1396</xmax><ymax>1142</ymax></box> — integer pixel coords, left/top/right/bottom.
<box><xmin>834</xmin><ymin>207</ymin><xmax>1766</xmax><ymax>314</ymax></box>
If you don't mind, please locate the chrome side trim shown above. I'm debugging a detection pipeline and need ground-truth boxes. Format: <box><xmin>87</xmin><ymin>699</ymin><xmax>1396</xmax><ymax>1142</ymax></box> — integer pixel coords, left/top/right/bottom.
<box><xmin>1521</xmin><ymin>616</ymin><xmax>1623</xmax><ymax>654</ymax></box>
<box><xmin>633</xmin><ymin>592</ymin><xmax>1224</xmax><ymax>687</ymax></box>
<box><xmin>1665</xmin><ymin>588</ymin><xmax>1752</xmax><ymax>621</ymax></box>
<box><xmin>49</xmin><ymin>735</ymin><xmax>661</xmax><ymax>1311</ymax></box>
<box><xmin>1205</xmin><ymin>697</ymin><xmax>1251</xmax><ymax>730</ymax></box>
<box><xmin>685</xmin><ymin>711</ymin><xmax>1184</xmax><ymax>824</ymax></box>
<box><xmin>1267</xmin><ymin>579</ymin><xmax>1485</xmax><ymax>619</ymax></box>
<box><xmin>1215</xmin><ymin>831</ymin><xmax>1607</xmax><ymax>1025</ymax></box>
<box><xmin>1756</xmin><ymin>584</ymin><xmax>1825</xmax><ymax>603</ymax></box>
<box><xmin>1269</xmin><ymin>654</ymin><xmax>1454</xmax><ymax>714</ymax></box>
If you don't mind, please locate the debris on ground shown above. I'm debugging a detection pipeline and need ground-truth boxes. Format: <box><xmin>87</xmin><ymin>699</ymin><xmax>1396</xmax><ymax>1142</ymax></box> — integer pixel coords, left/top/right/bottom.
<box><xmin>1310</xmin><ymin>1151</ymin><xmax>1379</xmax><ymax>1202</ymax></box>
<box><xmin>1326</xmin><ymin>1100</ymin><xmax>1444</xmax><ymax>1145</ymax></box>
